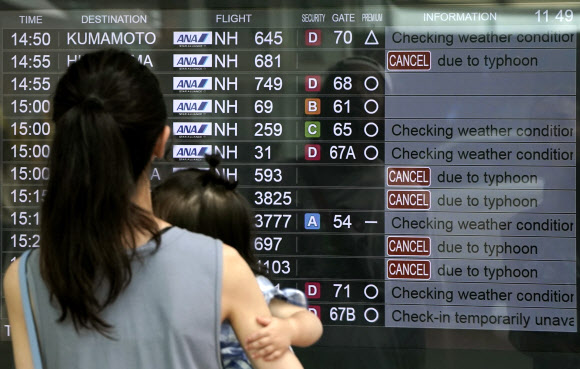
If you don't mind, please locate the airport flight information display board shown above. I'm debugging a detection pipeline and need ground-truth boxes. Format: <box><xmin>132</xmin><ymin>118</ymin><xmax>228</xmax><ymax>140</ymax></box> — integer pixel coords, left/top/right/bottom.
<box><xmin>0</xmin><ymin>3</ymin><xmax>579</xmax><ymax>368</ymax></box>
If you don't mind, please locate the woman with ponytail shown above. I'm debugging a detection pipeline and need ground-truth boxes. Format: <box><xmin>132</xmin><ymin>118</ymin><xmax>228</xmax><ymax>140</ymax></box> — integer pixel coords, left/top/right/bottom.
<box><xmin>3</xmin><ymin>49</ymin><xmax>303</xmax><ymax>369</ymax></box>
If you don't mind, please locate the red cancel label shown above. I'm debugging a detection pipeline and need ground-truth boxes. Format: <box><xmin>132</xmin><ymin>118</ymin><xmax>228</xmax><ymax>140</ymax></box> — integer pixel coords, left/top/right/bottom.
<box><xmin>387</xmin><ymin>260</ymin><xmax>431</xmax><ymax>280</ymax></box>
<box><xmin>387</xmin><ymin>51</ymin><xmax>431</xmax><ymax>70</ymax></box>
<box><xmin>387</xmin><ymin>190</ymin><xmax>431</xmax><ymax>210</ymax></box>
<box><xmin>387</xmin><ymin>167</ymin><xmax>431</xmax><ymax>186</ymax></box>
<box><xmin>387</xmin><ymin>236</ymin><xmax>431</xmax><ymax>256</ymax></box>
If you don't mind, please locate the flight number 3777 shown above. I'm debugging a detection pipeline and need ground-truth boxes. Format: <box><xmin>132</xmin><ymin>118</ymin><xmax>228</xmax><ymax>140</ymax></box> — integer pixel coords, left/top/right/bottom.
<box><xmin>255</xmin><ymin>214</ymin><xmax>292</xmax><ymax>229</ymax></box>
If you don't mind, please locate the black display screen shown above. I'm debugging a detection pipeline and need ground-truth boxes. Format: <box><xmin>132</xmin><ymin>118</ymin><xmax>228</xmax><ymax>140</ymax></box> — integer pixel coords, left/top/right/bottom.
<box><xmin>0</xmin><ymin>1</ymin><xmax>579</xmax><ymax>368</ymax></box>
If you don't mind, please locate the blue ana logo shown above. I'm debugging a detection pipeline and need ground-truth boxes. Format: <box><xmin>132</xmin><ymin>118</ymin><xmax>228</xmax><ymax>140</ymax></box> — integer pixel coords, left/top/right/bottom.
<box><xmin>173</xmin><ymin>145</ymin><xmax>212</xmax><ymax>159</ymax></box>
<box><xmin>173</xmin><ymin>122</ymin><xmax>213</xmax><ymax>136</ymax></box>
<box><xmin>173</xmin><ymin>77</ymin><xmax>213</xmax><ymax>91</ymax></box>
<box><xmin>173</xmin><ymin>54</ymin><xmax>212</xmax><ymax>68</ymax></box>
<box><xmin>173</xmin><ymin>100</ymin><xmax>212</xmax><ymax>114</ymax></box>
<box><xmin>173</xmin><ymin>32</ymin><xmax>213</xmax><ymax>45</ymax></box>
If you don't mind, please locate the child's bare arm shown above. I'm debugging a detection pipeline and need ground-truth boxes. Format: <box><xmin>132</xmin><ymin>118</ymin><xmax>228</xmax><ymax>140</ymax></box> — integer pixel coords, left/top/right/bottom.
<box><xmin>245</xmin><ymin>299</ymin><xmax>323</xmax><ymax>360</ymax></box>
<box><xmin>222</xmin><ymin>247</ymin><xmax>303</xmax><ymax>369</ymax></box>
<box><xmin>268</xmin><ymin>299</ymin><xmax>323</xmax><ymax>347</ymax></box>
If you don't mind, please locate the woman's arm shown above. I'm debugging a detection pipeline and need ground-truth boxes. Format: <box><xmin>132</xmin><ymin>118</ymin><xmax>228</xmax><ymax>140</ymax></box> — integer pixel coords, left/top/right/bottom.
<box><xmin>221</xmin><ymin>245</ymin><xmax>303</xmax><ymax>369</ymax></box>
<box><xmin>3</xmin><ymin>258</ymin><xmax>34</xmax><ymax>369</ymax></box>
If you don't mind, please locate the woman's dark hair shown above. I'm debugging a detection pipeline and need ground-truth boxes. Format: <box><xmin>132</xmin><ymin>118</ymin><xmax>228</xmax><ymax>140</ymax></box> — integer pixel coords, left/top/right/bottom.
<box><xmin>41</xmin><ymin>49</ymin><xmax>167</xmax><ymax>335</ymax></box>
<box><xmin>152</xmin><ymin>155</ymin><xmax>262</xmax><ymax>274</ymax></box>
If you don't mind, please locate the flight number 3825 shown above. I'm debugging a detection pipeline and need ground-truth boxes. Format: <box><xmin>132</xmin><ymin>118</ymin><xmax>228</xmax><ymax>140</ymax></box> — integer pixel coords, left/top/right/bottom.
<box><xmin>254</xmin><ymin>191</ymin><xmax>292</xmax><ymax>206</ymax></box>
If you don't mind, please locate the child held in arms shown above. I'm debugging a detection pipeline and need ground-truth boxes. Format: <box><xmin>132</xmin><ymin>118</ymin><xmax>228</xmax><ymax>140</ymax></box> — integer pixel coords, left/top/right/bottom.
<box><xmin>152</xmin><ymin>154</ymin><xmax>323</xmax><ymax>369</ymax></box>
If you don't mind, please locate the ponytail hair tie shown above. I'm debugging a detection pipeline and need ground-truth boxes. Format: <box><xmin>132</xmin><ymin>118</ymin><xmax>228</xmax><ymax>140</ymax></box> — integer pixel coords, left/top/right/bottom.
<box><xmin>83</xmin><ymin>95</ymin><xmax>104</xmax><ymax>109</ymax></box>
<box><xmin>204</xmin><ymin>154</ymin><xmax>238</xmax><ymax>190</ymax></box>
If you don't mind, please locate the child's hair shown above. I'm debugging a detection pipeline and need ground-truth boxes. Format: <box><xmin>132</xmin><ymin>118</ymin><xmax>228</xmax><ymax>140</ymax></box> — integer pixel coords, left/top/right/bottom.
<box><xmin>152</xmin><ymin>155</ymin><xmax>261</xmax><ymax>274</ymax></box>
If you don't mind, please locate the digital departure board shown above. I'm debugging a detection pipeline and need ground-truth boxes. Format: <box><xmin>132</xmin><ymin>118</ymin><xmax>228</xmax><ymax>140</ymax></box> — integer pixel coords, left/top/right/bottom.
<box><xmin>0</xmin><ymin>1</ymin><xmax>579</xmax><ymax>368</ymax></box>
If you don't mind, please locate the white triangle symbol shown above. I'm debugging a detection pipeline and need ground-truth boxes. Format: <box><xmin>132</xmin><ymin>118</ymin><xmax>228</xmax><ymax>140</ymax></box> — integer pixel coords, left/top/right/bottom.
<box><xmin>365</xmin><ymin>30</ymin><xmax>379</xmax><ymax>45</ymax></box>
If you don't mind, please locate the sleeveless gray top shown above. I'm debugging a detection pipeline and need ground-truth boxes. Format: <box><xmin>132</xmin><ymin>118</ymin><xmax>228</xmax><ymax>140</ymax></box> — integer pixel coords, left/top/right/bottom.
<box><xmin>25</xmin><ymin>227</ymin><xmax>223</xmax><ymax>369</ymax></box>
